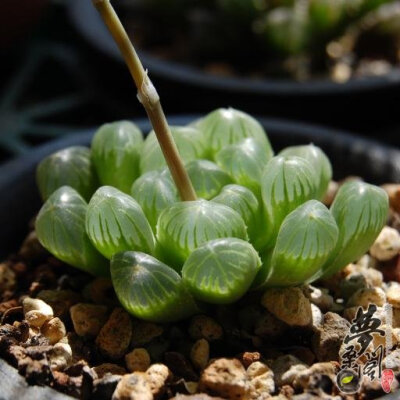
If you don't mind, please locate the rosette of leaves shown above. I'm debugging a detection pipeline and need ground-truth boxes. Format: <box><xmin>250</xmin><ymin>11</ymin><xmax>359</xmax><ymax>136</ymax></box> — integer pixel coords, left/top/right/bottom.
<box><xmin>35</xmin><ymin>108</ymin><xmax>389</xmax><ymax>322</ymax></box>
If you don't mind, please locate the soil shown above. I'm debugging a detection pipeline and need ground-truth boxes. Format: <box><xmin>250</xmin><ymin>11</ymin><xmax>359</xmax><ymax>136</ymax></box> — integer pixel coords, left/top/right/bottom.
<box><xmin>116</xmin><ymin>3</ymin><xmax>400</xmax><ymax>83</ymax></box>
<box><xmin>0</xmin><ymin>181</ymin><xmax>400</xmax><ymax>400</ymax></box>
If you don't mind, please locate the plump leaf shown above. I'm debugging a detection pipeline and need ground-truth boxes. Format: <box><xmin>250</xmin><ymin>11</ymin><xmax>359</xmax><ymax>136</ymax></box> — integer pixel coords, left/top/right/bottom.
<box><xmin>212</xmin><ymin>184</ymin><xmax>266</xmax><ymax>249</ymax></box>
<box><xmin>182</xmin><ymin>238</ymin><xmax>261</xmax><ymax>304</ymax></box>
<box><xmin>35</xmin><ymin>186</ymin><xmax>108</xmax><ymax>276</ymax></box>
<box><xmin>279</xmin><ymin>144</ymin><xmax>332</xmax><ymax>200</ymax></box>
<box><xmin>131</xmin><ymin>169</ymin><xmax>179</xmax><ymax>232</ymax></box>
<box><xmin>196</xmin><ymin>108</ymin><xmax>272</xmax><ymax>158</ymax></box>
<box><xmin>215</xmin><ymin>138</ymin><xmax>273</xmax><ymax>196</ymax></box>
<box><xmin>156</xmin><ymin>199</ymin><xmax>248</xmax><ymax>270</ymax></box>
<box><xmin>262</xmin><ymin>7</ymin><xmax>310</xmax><ymax>55</ymax></box>
<box><xmin>186</xmin><ymin>160</ymin><xmax>233</xmax><ymax>200</ymax></box>
<box><xmin>261</xmin><ymin>156</ymin><xmax>318</xmax><ymax>248</ymax></box>
<box><xmin>36</xmin><ymin>146</ymin><xmax>98</xmax><ymax>202</ymax></box>
<box><xmin>140</xmin><ymin>126</ymin><xmax>207</xmax><ymax>174</ymax></box>
<box><xmin>260</xmin><ymin>200</ymin><xmax>339</xmax><ymax>287</ymax></box>
<box><xmin>86</xmin><ymin>186</ymin><xmax>155</xmax><ymax>259</ymax></box>
<box><xmin>111</xmin><ymin>251</ymin><xmax>198</xmax><ymax>322</ymax></box>
<box><xmin>320</xmin><ymin>181</ymin><xmax>389</xmax><ymax>278</ymax></box>
<box><xmin>91</xmin><ymin>121</ymin><xmax>143</xmax><ymax>193</ymax></box>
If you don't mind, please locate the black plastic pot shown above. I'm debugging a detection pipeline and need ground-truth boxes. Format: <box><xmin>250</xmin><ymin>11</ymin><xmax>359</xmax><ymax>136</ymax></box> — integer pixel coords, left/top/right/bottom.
<box><xmin>67</xmin><ymin>0</ymin><xmax>400</xmax><ymax>143</ymax></box>
<box><xmin>0</xmin><ymin>116</ymin><xmax>399</xmax><ymax>399</ymax></box>
<box><xmin>68</xmin><ymin>0</ymin><xmax>400</xmax><ymax>97</ymax></box>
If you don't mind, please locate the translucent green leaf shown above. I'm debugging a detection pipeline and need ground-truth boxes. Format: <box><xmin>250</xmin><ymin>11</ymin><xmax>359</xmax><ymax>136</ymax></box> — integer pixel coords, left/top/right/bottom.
<box><xmin>195</xmin><ymin>108</ymin><xmax>272</xmax><ymax>158</ymax></box>
<box><xmin>156</xmin><ymin>199</ymin><xmax>248</xmax><ymax>270</ymax></box>
<box><xmin>111</xmin><ymin>251</ymin><xmax>198</xmax><ymax>322</ymax></box>
<box><xmin>36</xmin><ymin>146</ymin><xmax>98</xmax><ymax>202</ymax></box>
<box><xmin>215</xmin><ymin>138</ymin><xmax>273</xmax><ymax>196</ymax></box>
<box><xmin>140</xmin><ymin>126</ymin><xmax>207</xmax><ymax>174</ymax></box>
<box><xmin>35</xmin><ymin>186</ymin><xmax>108</xmax><ymax>276</ymax></box>
<box><xmin>262</xmin><ymin>7</ymin><xmax>309</xmax><ymax>55</ymax></box>
<box><xmin>279</xmin><ymin>144</ymin><xmax>332</xmax><ymax>200</ymax></box>
<box><xmin>91</xmin><ymin>121</ymin><xmax>143</xmax><ymax>193</ymax></box>
<box><xmin>261</xmin><ymin>156</ymin><xmax>318</xmax><ymax>248</ymax></box>
<box><xmin>309</xmin><ymin>0</ymin><xmax>346</xmax><ymax>33</ymax></box>
<box><xmin>186</xmin><ymin>160</ymin><xmax>233</xmax><ymax>200</ymax></box>
<box><xmin>212</xmin><ymin>184</ymin><xmax>266</xmax><ymax>250</ymax></box>
<box><xmin>131</xmin><ymin>169</ymin><xmax>179</xmax><ymax>232</ymax></box>
<box><xmin>86</xmin><ymin>186</ymin><xmax>155</xmax><ymax>259</ymax></box>
<box><xmin>264</xmin><ymin>200</ymin><xmax>339</xmax><ymax>287</ymax></box>
<box><xmin>182</xmin><ymin>238</ymin><xmax>261</xmax><ymax>304</ymax></box>
<box><xmin>321</xmin><ymin>181</ymin><xmax>389</xmax><ymax>278</ymax></box>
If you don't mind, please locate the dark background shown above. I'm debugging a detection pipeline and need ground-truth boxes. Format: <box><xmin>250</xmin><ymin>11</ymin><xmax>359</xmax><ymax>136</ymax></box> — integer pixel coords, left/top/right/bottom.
<box><xmin>1</xmin><ymin>1</ymin><xmax>399</xmax><ymax>166</ymax></box>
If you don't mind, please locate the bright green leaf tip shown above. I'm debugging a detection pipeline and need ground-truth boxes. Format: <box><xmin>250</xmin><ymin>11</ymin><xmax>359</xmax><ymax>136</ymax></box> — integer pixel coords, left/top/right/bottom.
<box><xmin>36</xmin><ymin>146</ymin><xmax>98</xmax><ymax>202</ymax></box>
<box><xmin>156</xmin><ymin>199</ymin><xmax>248</xmax><ymax>270</ymax></box>
<box><xmin>35</xmin><ymin>186</ymin><xmax>109</xmax><ymax>277</ymax></box>
<box><xmin>320</xmin><ymin>180</ymin><xmax>389</xmax><ymax>278</ymax></box>
<box><xmin>111</xmin><ymin>251</ymin><xmax>198</xmax><ymax>322</ymax></box>
<box><xmin>182</xmin><ymin>237</ymin><xmax>261</xmax><ymax>304</ymax></box>
<box><xmin>86</xmin><ymin>186</ymin><xmax>155</xmax><ymax>259</ymax></box>
<box><xmin>91</xmin><ymin>121</ymin><xmax>143</xmax><ymax>193</ymax></box>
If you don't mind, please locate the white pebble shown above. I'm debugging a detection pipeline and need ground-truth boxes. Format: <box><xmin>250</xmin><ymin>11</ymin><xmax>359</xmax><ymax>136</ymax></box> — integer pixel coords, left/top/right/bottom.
<box><xmin>370</xmin><ymin>226</ymin><xmax>400</xmax><ymax>261</ymax></box>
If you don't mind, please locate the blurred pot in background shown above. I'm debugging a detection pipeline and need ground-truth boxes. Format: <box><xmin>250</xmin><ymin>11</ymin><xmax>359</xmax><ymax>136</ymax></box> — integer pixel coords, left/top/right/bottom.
<box><xmin>0</xmin><ymin>0</ymin><xmax>48</xmax><ymax>49</ymax></box>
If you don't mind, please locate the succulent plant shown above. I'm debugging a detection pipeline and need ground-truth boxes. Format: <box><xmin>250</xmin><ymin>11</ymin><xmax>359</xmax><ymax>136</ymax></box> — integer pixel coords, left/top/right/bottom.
<box><xmin>130</xmin><ymin>0</ymin><xmax>399</xmax><ymax>80</ymax></box>
<box><xmin>34</xmin><ymin>2</ymin><xmax>389</xmax><ymax>323</ymax></box>
<box><xmin>35</xmin><ymin>108</ymin><xmax>389</xmax><ymax>322</ymax></box>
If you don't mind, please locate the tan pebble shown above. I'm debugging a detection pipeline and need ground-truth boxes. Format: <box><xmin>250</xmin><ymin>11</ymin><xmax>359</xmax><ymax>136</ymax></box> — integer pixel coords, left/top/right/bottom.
<box><xmin>0</xmin><ymin>263</ymin><xmax>16</xmax><ymax>292</ymax></box>
<box><xmin>246</xmin><ymin>361</ymin><xmax>275</xmax><ymax>399</ymax></box>
<box><xmin>93</xmin><ymin>363</ymin><xmax>127</xmax><ymax>378</ymax></box>
<box><xmin>261</xmin><ymin>288</ymin><xmax>312</xmax><ymax>326</ymax></box>
<box><xmin>293</xmin><ymin>362</ymin><xmax>336</xmax><ymax>390</ymax></box>
<box><xmin>198</xmin><ymin>358</ymin><xmax>247</xmax><ymax>399</ymax></box>
<box><xmin>347</xmin><ymin>287</ymin><xmax>386</xmax><ymax>308</ymax></box>
<box><xmin>145</xmin><ymin>363</ymin><xmax>171</xmax><ymax>399</ymax></box>
<box><xmin>189</xmin><ymin>315</ymin><xmax>223</xmax><ymax>341</ymax></box>
<box><xmin>41</xmin><ymin>317</ymin><xmax>66</xmax><ymax>345</ymax></box>
<box><xmin>370</xmin><ymin>226</ymin><xmax>400</xmax><ymax>261</ymax></box>
<box><xmin>240</xmin><ymin>352</ymin><xmax>261</xmax><ymax>369</ymax></box>
<box><xmin>70</xmin><ymin>303</ymin><xmax>108</xmax><ymax>337</ymax></box>
<box><xmin>25</xmin><ymin>310</ymin><xmax>50</xmax><ymax>328</ymax></box>
<box><xmin>382</xmin><ymin>184</ymin><xmax>400</xmax><ymax>213</ymax></box>
<box><xmin>183</xmin><ymin>381</ymin><xmax>198</xmax><ymax>394</ymax></box>
<box><xmin>386</xmin><ymin>282</ymin><xmax>400</xmax><ymax>308</ymax></box>
<box><xmin>170</xmin><ymin>394</ymin><xmax>225</xmax><ymax>400</ymax></box>
<box><xmin>311</xmin><ymin>304</ymin><xmax>323</xmax><ymax>331</ymax></box>
<box><xmin>130</xmin><ymin>321</ymin><xmax>163</xmax><ymax>347</ymax></box>
<box><xmin>112</xmin><ymin>372</ymin><xmax>152</xmax><ymax>400</ymax></box>
<box><xmin>49</xmin><ymin>341</ymin><xmax>72</xmax><ymax>371</ymax></box>
<box><xmin>23</xmin><ymin>297</ymin><xmax>53</xmax><ymax>327</ymax></box>
<box><xmin>311</xmin><ymin>312</ymin><xmax>350</xmax><ymax>362</ymax></box>
<box><xmin>280</xmin><ymin>364</ymin><xmax>308</xmax><ymax>386</ymax></box>
<box><xmin>271</xmin><ymin>355</ymin><xmax>306</xmax><ymax>387</ymax></box>
<box><xmin>190</xmin><ymin>339</ymin><xmax>210</xmax><ymax>370</ymax></box>
<box><xmin>37</xmin><ymin>289</ymin><xmax>81</xmax><ymax>318</ymax></box>
<box><xmin>125</xmin><ymin>348</ymin><xmax>151</xmax><ymax>372</ymax></box>
<box><xmin>384</xmin><ymin>348</ymin><xmax>400</xmax><ymax>372</ymax></box>
<box><xmin>322</xmin><ymin>181</ymin><xmax>339</xmax><ymax>206</ymax></box>
<box><xmin>355</xmin><ymin>254</ymin><xmax>378</xmax><ymax>270</ymax></box>
<box><xmin>307</xmin><ymin>285</ymin><xmax>334</xmax><ymax>312</ymax></box>
<box><xmin>96</xmin><ymin>308</ymin><xmax>132</xmax><ymax>360</ymax></box>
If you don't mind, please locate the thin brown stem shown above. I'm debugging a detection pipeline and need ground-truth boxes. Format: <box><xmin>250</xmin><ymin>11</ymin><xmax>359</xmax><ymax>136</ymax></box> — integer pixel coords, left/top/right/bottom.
<box><xmin>92</xmin><ymin>0</ymin><xmax>197</xmax><ymax>201</ymax></box>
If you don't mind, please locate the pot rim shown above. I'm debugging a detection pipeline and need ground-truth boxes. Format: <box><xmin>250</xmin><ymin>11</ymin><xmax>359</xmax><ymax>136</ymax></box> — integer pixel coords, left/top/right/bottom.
<box><xmin>68</xmin><ymin>0</ymin><xmax>400</xmax><ymax>96</ymax></box>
